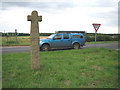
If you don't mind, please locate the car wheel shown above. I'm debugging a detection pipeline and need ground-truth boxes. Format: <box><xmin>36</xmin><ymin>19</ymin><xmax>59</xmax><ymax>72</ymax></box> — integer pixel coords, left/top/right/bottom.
<box><xmin>73</xmin><ymin>43</ymin><xmax>80</xmax><ymax>49</ymax></box>
<box><xmin>41</xmin><ymin>44</ymin><xmax>50</xmax><ymax>51</ymax></box>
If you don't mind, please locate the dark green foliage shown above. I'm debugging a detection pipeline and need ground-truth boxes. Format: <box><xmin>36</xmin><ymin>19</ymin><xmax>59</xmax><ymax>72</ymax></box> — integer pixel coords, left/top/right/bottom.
<box><xmin>85</xmin><ymin>33</ymin><xmax>119</xmax><ymax>42</ymax></box>
<box><xmin>40</xmin><ymin>33</ymin><xmax>53</xmax><ymax>36</ymax></box>
<box><xmin>18</xmin><ymin>33</ymin><xmax>30</xmax><ymax>36</ymax></box>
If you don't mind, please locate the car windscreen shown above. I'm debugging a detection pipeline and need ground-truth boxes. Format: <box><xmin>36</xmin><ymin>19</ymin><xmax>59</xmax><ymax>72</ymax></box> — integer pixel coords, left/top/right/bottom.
<box><xmin>47</xmin><ymin>34</ymin><xmax>56</xmax><ymax>39</ymax></box>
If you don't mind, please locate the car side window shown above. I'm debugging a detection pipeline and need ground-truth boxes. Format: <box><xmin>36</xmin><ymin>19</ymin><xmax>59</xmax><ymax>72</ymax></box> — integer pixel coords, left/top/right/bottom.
<box><xmin>63</xmin><ymin>34</ymin><xmax>69</xmax><ymax>39</ymax></box>
<box><xmin>73</xmin><ymin>35</ymin><xmax>79</xmax><ymax>38</ymax></box>
<box><xmin>73</xmin><ymin>35</ymin><xmax>83</xmax><ymax>38</ymax></box>
<box><xmin>80</xmin><ymin>35</ymin><xmax>83</xmax><ymax>38</ymax></box>
<box><xmin>53</xmin><ymin>35</ymin><xmax>62</xmax><ymax>40</ymax></box>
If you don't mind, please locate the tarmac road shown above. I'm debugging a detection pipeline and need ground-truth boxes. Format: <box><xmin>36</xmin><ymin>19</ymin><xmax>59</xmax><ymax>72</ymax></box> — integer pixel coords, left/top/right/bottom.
<box><xmin>2</xmin><ymin>43</ymin><xmax>119</xmax><ymax>54</ymax></box>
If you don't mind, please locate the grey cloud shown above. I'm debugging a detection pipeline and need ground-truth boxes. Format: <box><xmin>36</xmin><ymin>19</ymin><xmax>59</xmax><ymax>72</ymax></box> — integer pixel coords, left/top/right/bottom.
<box><xmin>2</xmin><ymin>2</ymin><xmax>76</xmax><ymax>13</ymax></box>
<box><xmin>96</xmin><ymin>0</ymin><xmax>118</xmax><ymax>7</ymax></box>
<box><xmin>89</xmin><ymin>10</ymin><xmax>117</xmax><ymax>27</ymax></box>
<box><xmin>118</xmin><ymin>1</ymin><xmax>120</xmax><ymax>28</ymax></box>
<box><xmin>87</xmin><ymin>0</ymin><xmax>118</xmax><ymax>27</ymax></box>
<box><xmin>84</xmin><ymin>0</ymin><xmax>118</xmax><ymax>7</ymax></box>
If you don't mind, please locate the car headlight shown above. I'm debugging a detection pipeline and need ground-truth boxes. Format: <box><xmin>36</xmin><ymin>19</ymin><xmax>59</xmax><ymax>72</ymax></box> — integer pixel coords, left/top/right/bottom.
<box><xmin>40</xmin><ymin>41</ymin><xmax>42</xmax><ymax>43</ymax></box>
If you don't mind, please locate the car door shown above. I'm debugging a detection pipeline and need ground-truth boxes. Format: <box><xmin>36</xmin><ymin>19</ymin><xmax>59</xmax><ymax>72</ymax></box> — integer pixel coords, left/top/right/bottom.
<box><xmin>51</xmin><ymin>34</ymin><xmax>63</xmax><ymax>48</ymax></box>
<box><xmin>62</xmin><ymin>34</ymin><xmax>72</xmax><ymax>47</ymax></box>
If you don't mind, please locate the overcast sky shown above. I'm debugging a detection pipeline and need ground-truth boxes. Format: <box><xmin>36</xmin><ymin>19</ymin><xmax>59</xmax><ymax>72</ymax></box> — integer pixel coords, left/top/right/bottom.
<box><xmin>0</xmin><ymin>0</ymin><xmax>119</xmax><ymax>34</ymax></box>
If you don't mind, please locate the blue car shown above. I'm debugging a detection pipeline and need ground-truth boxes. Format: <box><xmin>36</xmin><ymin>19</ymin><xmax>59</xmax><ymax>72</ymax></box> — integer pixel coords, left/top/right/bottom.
<box><xmin>40</xmin><ymin>33</ymin><xmax>86</xmax><ymax>51</ymax></box>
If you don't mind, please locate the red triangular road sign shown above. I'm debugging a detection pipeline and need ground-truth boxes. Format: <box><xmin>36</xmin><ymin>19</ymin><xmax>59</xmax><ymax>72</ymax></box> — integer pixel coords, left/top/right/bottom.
<box><xmin>92</xmin><ymin>23</ymin><xmax>101</xmax><ymax>32</ymax></box>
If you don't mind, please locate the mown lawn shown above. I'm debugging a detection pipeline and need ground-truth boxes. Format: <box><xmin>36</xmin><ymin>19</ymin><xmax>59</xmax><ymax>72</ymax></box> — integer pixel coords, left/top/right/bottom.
<box><xmin>2</xmin><ymin>48</ymin><xmax>119</xmax><ymax>88</ymax></box>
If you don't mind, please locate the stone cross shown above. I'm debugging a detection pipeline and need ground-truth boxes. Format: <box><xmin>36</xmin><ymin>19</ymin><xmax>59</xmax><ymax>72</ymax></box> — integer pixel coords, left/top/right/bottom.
<box><xmin>27</xmin><ymin>10</ymin><xmax>42</xmax><ymax>70</ymax></box>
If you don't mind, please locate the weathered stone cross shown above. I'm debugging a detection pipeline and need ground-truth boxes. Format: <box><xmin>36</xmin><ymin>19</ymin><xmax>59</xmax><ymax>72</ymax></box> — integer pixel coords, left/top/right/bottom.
<box><xmin>27</xmin><ymin>10</ymin><xmax>42</xmax><ymax>70</ymax></box>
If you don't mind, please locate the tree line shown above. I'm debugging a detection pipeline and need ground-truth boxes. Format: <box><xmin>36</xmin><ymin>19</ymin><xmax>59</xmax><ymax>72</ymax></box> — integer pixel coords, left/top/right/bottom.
<box><xmin>2</xmin><ymin>33</ymin><xmax>53</xmax><ymax>36</ymax></box>
<box><xmin>2</xmin><ymin>33</ymin><xmax>119</xmax><ymax>41</ymax></box>
<box><xmin>85</xmin><ymin>33</ymin><xmax>119</xmax><ymax>42</ymax></box>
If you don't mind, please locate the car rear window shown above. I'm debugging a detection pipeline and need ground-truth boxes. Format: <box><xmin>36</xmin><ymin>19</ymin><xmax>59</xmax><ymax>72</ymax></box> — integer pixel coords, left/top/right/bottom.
<box><xmin>72</xmin><ymin>35</ymin><xmax>83</xmax><ymax>38</ymax></box>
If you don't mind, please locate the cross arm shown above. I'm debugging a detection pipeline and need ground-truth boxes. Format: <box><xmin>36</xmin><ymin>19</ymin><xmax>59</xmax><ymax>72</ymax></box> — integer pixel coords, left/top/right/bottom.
<box><xmin>27</xmin><ymin>15</ymin><xmax>32</xmax><ymax>21</ymax></box>
<box><xmin>38</xmin><ymin>16</ymin><xmax>42</xmax><ymax>22</ymax></box>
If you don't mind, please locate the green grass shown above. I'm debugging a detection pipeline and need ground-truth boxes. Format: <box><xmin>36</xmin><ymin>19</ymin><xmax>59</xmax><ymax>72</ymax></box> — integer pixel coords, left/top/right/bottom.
<box><xmin>86</xmin><ymin>41</ymin><xmax>118</xmax><ymax>44</ymax></box>
<box><xmin>2</xmin><ymin>48</ymin><xmax>119</xmax><ymax>88</ymax></box>
<box><xmin>40</xmin><ymin>36</ymin><xmax>48</xmax><ymax>37</ymax></box>
<box><xmin>2</xmin><ymin>36</ymin><xmax>30</xmax><ymax>46</ymax></box>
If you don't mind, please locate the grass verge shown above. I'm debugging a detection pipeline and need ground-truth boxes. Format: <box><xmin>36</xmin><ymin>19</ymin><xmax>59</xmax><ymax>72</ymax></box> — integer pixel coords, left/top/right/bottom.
<box><xmin>2</xmin><ymin>48</ymin><xmax>119</xmax><ymax>88</ymax></box>
<box><xmin>86</xmin><ymin>41</ymin><xmax>118</xmax><ymax>44</ymax></box>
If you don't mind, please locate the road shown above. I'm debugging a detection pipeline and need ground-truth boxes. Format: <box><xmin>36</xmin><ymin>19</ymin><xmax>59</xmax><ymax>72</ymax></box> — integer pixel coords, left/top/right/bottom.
<box><xmin>1</xmin><ymin>43</ymin><xmax>119</xmax><ymax>54</ymax></box>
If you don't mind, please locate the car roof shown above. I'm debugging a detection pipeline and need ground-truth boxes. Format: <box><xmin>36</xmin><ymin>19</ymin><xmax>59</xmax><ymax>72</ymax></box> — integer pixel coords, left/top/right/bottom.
<box><xmin>70</xmin><ymin>33</ymin><xmax>83</xmax><ymax>35</ymax></box>
<box><xmin>56</xmin><ymin>33</ymin><xmax>83</xmax><ymax>35</ymax></box>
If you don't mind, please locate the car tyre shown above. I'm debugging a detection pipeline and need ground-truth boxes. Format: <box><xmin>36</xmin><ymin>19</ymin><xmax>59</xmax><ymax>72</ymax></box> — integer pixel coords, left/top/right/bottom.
<box><xmin>73</xmin><ymin>43</ymin><xmax>80</xmax><ymax>49</ymax></box>
<box><xmin>41</xmin><ymin>44</ymin><xmax>50</xmax><ymax>51</ymax></box>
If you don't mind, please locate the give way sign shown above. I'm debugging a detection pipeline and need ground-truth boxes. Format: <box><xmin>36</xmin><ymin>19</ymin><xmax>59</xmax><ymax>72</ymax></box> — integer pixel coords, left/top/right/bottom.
<box><xmin>92</xmin><ymin>23</ymin><xmax>101</xmax><ymax>32</ymax></box>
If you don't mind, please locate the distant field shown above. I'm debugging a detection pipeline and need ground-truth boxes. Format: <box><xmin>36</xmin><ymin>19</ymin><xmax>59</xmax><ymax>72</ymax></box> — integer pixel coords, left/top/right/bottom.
<box><xmin>2</xmin><ymin>48</ymin><xmax>118</xmax><ymax>88</ymax></box>
<box><xmin>2</xmin><ymin>36</ymin><xmax>118</xmax><ymax>46</ymax></box>
<box><xmin>2</xmin><ymin>36</ymin><xmax>48</xmax><ymax>46</ymax></box>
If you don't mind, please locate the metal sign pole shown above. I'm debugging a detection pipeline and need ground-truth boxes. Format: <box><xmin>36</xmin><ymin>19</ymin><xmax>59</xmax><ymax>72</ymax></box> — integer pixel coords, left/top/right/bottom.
<box><xmin>93</xmin><ymin>23</ymin><xmax>101</xmax><ymax>51</ymax></box>
<box><xmin>95</xmin><ymin>30</ymin><xmax>96</xmax><ymax>51</ymax></box>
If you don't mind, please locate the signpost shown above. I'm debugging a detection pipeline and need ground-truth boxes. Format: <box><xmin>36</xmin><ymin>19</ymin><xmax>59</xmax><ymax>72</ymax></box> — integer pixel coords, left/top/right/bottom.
<box><xmin>15</xmin><ymin>29</ymin><xmax>18</xmax><ymax>42</ymax></box>
<box><xmin>92</xmin><ymin>23</ymin><xmax>101</xmax><ymax>51</ymax></box>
